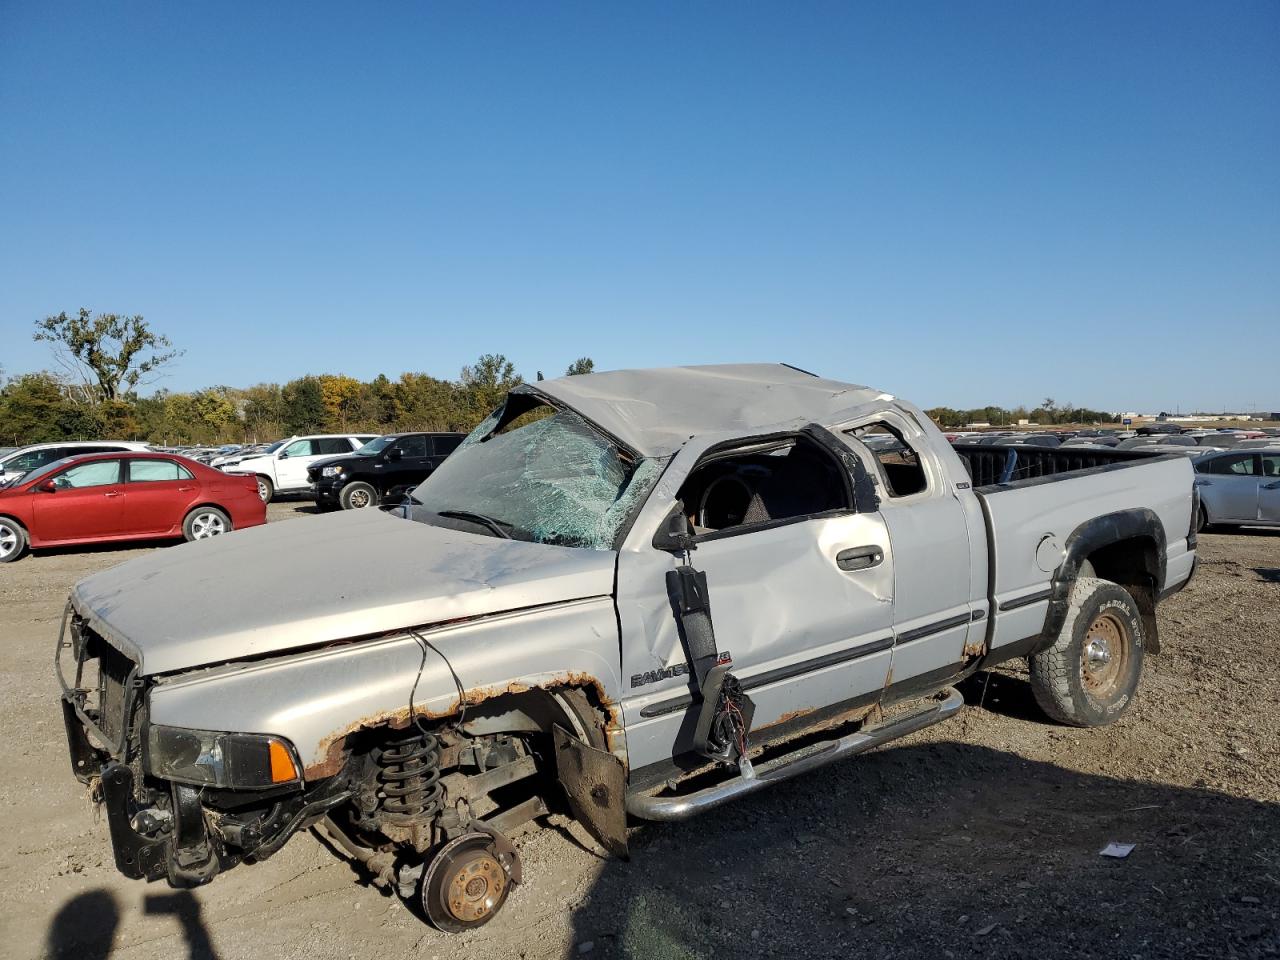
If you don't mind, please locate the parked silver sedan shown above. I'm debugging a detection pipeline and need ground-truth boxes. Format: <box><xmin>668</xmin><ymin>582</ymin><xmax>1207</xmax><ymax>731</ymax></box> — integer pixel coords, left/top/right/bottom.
<box><xmin>1194</xmin><ymin>447</ymin><xmax>1280</xmax><ymax>530</ymax></box>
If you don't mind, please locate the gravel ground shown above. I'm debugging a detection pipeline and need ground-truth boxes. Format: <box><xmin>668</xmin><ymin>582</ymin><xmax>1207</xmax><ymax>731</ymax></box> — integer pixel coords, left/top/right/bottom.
<box><xmin>1</xmin><ymin>502</ymin><xmax>1276</xmax><ymax>959</ymax></box>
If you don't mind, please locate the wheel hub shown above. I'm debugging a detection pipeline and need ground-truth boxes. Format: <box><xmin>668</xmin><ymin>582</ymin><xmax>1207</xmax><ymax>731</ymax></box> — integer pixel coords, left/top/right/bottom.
<box><xmin>1081</xmin><ymin>612</ymin><xmax>1126</xmax><ymax>694</ymax></box>
<box><xmin>0</xmin><ymin>527</ymin><xmax>16</xmax><ymax>557</ymax></box>
<box><xmin>442</xmin><ymin>850</ymin><xmax>505</xmax><ymax>923</ymax></box>
<box><xmin>421</xmin><ymin>832</ymin><xmax>517</xmax><ymax>931</ymax></box>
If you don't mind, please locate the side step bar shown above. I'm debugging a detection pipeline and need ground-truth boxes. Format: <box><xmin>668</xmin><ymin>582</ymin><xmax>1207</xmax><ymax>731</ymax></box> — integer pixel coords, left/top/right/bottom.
<box><xmin>626</xmin><ymin>687</ymin><xmax>964</xmax><ymax>822</ymax></box>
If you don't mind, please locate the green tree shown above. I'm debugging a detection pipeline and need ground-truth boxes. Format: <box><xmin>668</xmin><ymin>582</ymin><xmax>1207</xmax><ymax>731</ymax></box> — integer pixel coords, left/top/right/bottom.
<box><xmin>564</xmin><ymin>357</ymin><xmax>595</xmax><ymax>376</ymax></box>
<box><xmin>459</xmin><ymin>354</ymin><xmax>521</xmax><ymax>427</ymax></box>
<box><xmin>281</xmin><ymin>377</ymin><xmax>326</xmax><ymax>434</ymax></box>
<box><xmin>33</xmin><ymin>308</ymin><xmax>182</xmax><ymax>403</ymax></box>
<box><xmin>0</xmin><ymin>372</ymin><xmax>96</xmax><ymax>443</ymax></box>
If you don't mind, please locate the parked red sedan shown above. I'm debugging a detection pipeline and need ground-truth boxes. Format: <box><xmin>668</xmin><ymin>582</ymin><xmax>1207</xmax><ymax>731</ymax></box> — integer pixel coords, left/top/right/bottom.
<box><xmin>0</xmin><ymin>452</ymin><xmax>266</xmax><ymax>562</ymax></box>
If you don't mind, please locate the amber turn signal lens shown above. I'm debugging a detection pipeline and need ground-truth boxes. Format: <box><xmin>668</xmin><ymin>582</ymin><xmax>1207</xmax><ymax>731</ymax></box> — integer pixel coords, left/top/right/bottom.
<box><xmin>269</xmin><ymin>739</ymin><xmax>300</xmax><ymax>783</ymax></box>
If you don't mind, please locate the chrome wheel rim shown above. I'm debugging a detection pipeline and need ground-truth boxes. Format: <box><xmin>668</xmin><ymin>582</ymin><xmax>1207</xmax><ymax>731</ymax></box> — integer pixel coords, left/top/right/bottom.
<box><xmin>1081</xmin><ymin>612</ymin><xmax>1126</xmax><ymax>695</ymax></box>
<box><xmin>257</xmin><ymin>479</ymin><xmax>270</xmax><ymax>502</ymax></box>
<box><xmin>190</xmin><ymin>513</ymin><xmax>226</xmax><ymax>539</ymax></box>
<box><xmin>0</xmin><ymin>525</ymin><xmax>17</xmax><ymax>558</ymax></box>
<box><xmin>347</xmin><ymin>487</ymin><xmax>372</xmax><ymax>508</ymax></box>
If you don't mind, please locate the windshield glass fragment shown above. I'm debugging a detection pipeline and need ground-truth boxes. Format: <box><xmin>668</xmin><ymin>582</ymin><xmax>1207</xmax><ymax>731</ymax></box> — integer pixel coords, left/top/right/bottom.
<box><xmin>412</xmin><ymin>401</ymin><xmax>662</xmax><ymax>550</ymax></box>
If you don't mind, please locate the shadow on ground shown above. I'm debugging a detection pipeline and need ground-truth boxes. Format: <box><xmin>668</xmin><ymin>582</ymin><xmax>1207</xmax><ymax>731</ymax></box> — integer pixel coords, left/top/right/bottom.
<box><xmin>45</xmin><ymin>889</ymin><xmax>219</xmax><ymax>960</ymax></box>
<box><xmin>567</xmin><ymin>742</ymin><xmax>1280</xmax><ymax>959</ymax></box>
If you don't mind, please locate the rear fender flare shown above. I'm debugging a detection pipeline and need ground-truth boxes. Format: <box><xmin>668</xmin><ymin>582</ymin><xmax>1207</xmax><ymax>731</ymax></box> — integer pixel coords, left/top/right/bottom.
<box><xmin>1041</xmin><ymin>509</ymin><xmax>1166</xmax><ymax>654</ymax></box>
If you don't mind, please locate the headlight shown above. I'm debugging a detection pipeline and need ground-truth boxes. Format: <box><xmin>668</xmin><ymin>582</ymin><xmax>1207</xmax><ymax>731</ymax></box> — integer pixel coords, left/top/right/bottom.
<box><xmin>320</xmin><ymin>465</ymin><xmax>344</xmax><ymax>477</ymax></box>
<box><xmin>146</xmin><ymin>724</ymin><xmax>302</xmax><ymax>789</ymax></box>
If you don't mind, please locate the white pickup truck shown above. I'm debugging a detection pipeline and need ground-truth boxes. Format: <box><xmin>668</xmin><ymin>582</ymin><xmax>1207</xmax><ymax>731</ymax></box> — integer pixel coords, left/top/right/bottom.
<box><xmin>58</xmin><ymin>365</ymin><xmax>1197</xmax><ymax>931</ymax></box>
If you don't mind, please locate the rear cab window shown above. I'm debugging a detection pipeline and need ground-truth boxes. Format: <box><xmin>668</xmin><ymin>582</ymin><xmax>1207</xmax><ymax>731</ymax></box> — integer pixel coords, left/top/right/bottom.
<box><xmin>845</xmin><ymin>423</ymin><xmax>928</xmax><ymax>497</ymax></box>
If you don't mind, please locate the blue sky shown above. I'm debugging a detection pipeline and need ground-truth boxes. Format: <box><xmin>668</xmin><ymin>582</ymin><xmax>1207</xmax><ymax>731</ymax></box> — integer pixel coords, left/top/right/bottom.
<box><xmin>1</xmin><ymin>1</ymin><xmax>1276</xmax><ymax>413</ymax></box>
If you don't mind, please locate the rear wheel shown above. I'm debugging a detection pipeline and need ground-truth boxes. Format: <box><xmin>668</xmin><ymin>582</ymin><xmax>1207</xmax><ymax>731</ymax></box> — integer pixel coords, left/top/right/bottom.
<box><xmin>183</xmin><ymin>507</ymin><xmax>231</xmax><ymax>541</ymax></box>
<box><xmin>341</xmin><ymin>481</ymin><xmax>379</xmax><ymax>510</ymax></box>
<box><xmin>1029</xmin><ymin>576</ymin><xmax>1145</xmax><ymax>727</ymax></box>
<box><xmin>1197</xmin><ymin>504</ymin><xmax>1209</xmax><ymax>532</ymax></box>
<box><xmin>0</xmin><ymin>518</ymin><xmax>28</xmax><ymax>562</ymax></box>
<box><xmin>255</xmin><ymin>475</ymin><xmax>274</xmax><ymax>503</ymax></box>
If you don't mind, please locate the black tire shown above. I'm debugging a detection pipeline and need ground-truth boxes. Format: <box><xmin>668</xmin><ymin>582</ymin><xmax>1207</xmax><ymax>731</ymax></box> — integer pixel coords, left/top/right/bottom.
<box><xmin>0</xmin><ymin>517</ymin><xmax>28</xmax><ymax>563</ymax></box>
<box><xmin>1029</xmin><ymin>576</ymin><xmax>1145</xmax><ymax>727</ymax></box>
<box><xmin>1197</xmin><ymin>503</ymin><xmax>1209</xmax><ymax>532</ymax></box>
<box><xmin>255</xmin><ymin>475</ymin><xmax>274</xmax><ymax>503</ymax></box>
<box><xmin>340</xmin><ymin>481</ymin><xmax>379</xmax><ymax>510</ymax></box>
<box><xmin>183</xmin><ymin>506</ymin><xmax>231</xmax><ymax>542</ymax></box>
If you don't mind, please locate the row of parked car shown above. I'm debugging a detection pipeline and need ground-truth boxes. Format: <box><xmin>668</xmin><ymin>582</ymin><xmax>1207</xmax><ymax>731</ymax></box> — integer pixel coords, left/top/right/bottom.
<box><xmin>0</xmin><ymin>431</ymin><xmax>467</xmax><ymax>562</ymax></box>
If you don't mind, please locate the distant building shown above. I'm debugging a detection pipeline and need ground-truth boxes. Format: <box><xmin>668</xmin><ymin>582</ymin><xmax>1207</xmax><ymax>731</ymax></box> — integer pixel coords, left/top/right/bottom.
<box><xmin>966</xmin><ymin>421</ymin><xmax>991</xmax><ymax>429</ymax></box>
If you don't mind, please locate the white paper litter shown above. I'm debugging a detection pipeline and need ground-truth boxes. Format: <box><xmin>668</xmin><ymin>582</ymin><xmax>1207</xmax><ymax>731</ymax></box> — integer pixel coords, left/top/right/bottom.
<box><xmin>1100</xmin><ymin>842</ymin><xmax>1136</xmax><ymax>858</ymax></box>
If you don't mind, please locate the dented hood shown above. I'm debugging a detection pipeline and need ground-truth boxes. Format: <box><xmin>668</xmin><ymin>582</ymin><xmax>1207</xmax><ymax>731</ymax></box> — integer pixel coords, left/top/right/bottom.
<box><xmin>70</xmin><ymin>508</ymin><xmax>616</xmax><ymax>675</ymax></box>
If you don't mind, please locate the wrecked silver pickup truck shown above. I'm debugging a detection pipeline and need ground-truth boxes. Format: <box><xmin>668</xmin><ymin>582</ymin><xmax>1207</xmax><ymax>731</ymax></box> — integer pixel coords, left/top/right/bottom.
<box><xmin>58</xmin><ymin>364</ymin><xmax>1198</xmax><ymax>930</ymax></box>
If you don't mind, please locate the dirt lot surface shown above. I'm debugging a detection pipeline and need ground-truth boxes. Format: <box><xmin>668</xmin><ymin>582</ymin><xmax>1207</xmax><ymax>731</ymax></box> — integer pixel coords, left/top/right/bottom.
<box><xmin>2</xmin><ymin>502</ymin><xmax>1277</xmax><ymax>959</ymax></box>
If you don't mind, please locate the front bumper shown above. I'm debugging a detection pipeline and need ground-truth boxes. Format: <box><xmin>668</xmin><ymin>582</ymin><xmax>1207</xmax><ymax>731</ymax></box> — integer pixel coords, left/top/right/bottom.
<box><xmin>309</xmin><ymin>475</ymin><xmax>344</xmax><ymax>503</ymax></box>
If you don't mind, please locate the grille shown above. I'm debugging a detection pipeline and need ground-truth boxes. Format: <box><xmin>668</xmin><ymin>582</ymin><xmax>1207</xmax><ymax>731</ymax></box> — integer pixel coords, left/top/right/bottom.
<box><xmin>66</xmin><ymin>619</ymin><xmax>140</xmax><ymax>753</ymax></box>
<box><xmin>94</xmin><ymin>638</ymin><xmax>135</xmax><ymax>744</ymax></box>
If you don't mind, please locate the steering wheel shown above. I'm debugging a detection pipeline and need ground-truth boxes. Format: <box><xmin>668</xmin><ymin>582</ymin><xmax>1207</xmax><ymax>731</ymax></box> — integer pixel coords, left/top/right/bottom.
<box><xmin>697</xmin><ymin>474</ymin><xmax>755</xmax><ymax>530</ymax></box>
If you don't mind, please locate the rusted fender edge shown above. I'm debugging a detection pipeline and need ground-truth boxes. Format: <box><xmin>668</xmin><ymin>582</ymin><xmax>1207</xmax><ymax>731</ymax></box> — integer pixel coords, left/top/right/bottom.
<box><xmin>305</xmin><ymin>671</ymin><xmax>620</xmax><ymax>780</ymax></box>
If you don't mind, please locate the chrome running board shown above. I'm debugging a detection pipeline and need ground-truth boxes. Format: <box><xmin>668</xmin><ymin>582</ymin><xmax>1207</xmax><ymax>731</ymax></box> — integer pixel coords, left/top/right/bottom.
<box><xmin>626</xmin><ymin>687</ymin><xmax>964</xmax><ymax>822</ymax></box>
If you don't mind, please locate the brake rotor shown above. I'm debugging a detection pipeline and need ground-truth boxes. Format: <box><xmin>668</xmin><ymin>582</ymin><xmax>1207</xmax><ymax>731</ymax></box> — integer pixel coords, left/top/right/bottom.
<box><xmin>421</xmin><ymin>833</ymin><xmax>516</xmax><ymax>932</ymax></box>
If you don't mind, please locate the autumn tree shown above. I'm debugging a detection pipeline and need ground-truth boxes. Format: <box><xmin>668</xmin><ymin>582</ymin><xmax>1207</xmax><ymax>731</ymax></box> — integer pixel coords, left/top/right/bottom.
<box><xmin>34</xmin><ymin>309</ymin><xmax>182</xmax><ymax>403</ymax></box>
<box><xmin>317</xmin><ymin>374</ymin><xmax>364</xmax><ymax>430</ymax></box>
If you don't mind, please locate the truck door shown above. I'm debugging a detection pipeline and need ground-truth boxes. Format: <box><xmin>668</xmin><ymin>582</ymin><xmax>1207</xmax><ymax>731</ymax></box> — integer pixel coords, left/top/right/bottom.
<box><xmin>834</xmin><ymin>417</ymin><xmax>980</xmax><ymax>691</ymax></box>
<box><xmin>616</xmin><ymin>429</ymin><xmax>894</xmax><ymax>773</ymax></box>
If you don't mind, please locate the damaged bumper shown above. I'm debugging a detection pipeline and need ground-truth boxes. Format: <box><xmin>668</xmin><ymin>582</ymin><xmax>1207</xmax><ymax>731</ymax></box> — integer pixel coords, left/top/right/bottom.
<box><xmin>57</xmin><ymin>608</ymin><xmax>349</xmax><ymax>888</ymax></box>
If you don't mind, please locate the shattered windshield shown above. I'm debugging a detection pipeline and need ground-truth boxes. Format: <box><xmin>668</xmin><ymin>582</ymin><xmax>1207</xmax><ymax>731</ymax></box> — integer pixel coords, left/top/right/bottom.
<box><xmin>411</xmin><ymin>399</ymin><xmax>662</xmax><ymax>550</ymax></box>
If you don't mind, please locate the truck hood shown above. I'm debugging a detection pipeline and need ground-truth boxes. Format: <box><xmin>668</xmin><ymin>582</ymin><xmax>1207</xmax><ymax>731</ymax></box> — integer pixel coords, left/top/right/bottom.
<box><xmin>71</xmin><ymin>508</ymin><xmax>617</xmax><ymax>675</ymax></box>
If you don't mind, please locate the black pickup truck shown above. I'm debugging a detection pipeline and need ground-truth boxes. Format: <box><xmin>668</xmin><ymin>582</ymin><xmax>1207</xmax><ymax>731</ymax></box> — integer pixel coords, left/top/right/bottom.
<box><xmin>307</xmin><ymin>432</ymin><xmax>464</xmax><ymax>509</ymax></box>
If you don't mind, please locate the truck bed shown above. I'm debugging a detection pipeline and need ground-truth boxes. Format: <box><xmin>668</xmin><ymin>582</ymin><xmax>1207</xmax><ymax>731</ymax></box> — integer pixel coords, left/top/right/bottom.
<box><xmin>951</xmin><ymin>443</ymin><xmax>1169</xmax><ymax>488</ymax></box>
<box><xmin>949</xmin><ymin>444</ymin><xmax>1197</xmax><ymax>655</ymax></box>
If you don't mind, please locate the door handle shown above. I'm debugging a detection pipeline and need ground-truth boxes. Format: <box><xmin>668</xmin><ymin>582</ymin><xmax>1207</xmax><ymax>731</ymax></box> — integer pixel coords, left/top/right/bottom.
<box><xmin>836</xmin><ymin>545</ymin><xmax>884</xmax><ymax>571</ymax></box>
<box><xmin>177</xmin><ymin>486</ymin><xmax>195</xmax><ymax>492</ymax></box>
<box><xmin>1263</xmin><ymin>481</ymin><xmax>1280</xmax><ymax>490</ymax></box>
<box><xmin>104</xmin><ymin>491</ymin><xmax>123</xmax><ymax>498</ymax></box>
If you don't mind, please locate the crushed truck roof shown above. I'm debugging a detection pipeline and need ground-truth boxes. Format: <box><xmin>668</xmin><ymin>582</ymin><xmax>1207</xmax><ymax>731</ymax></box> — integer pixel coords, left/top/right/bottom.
<box><xmin>530</xmin><ymin>363</ymin><xmax>886</xmax><ymax>457</ymax></box>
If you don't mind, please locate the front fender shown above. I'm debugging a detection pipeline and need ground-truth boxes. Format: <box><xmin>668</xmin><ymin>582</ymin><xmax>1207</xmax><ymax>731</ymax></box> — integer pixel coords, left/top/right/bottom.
<box><xmin>147</xmin><ymin>597</ymin><xmax>622</xmax><ymax>780</ymax></box>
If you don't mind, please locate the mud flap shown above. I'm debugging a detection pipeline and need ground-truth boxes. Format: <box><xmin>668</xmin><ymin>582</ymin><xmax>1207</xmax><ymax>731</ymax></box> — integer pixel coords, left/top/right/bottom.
<box><xmin>553</xmin><ymin>726</ymin><xmax>629</xmax><ymax>860</ymax></box>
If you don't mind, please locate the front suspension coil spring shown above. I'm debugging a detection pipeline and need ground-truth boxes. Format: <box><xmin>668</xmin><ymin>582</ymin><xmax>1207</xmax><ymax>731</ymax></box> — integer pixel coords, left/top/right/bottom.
<box><xmin>376</xmin><ymin>730</ymin><xmax>444</xmax><ymax>825</ymax></box>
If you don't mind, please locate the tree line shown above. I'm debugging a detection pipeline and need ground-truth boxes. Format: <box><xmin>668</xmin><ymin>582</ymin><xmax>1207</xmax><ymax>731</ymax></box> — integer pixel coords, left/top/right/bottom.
<box><xmin>2</xmin><ymin>308</ymin><xmax>1122</xmax><ymax>447</ymax></box>
<box><xmin>2</xmin><ymin>309</ymin><xmax>600</xmax><ymax>445</ymax></box>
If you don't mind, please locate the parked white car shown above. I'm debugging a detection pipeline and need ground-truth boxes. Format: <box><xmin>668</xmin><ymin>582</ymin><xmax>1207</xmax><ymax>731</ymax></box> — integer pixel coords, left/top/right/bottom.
<box><xmin>225</xmin><ymin>434</ymin><xmax>377</xmax><ymax>502</ymax></box>
<box><xmin>0</xmin><ymin>441</ymin><xmax>152</xmax><ymax>487</ymax></box>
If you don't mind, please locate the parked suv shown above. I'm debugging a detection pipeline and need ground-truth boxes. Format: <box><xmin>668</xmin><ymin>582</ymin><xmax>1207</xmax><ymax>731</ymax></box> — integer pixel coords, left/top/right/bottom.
<box><xmin>224</xmin><ymin>434</ymin><xmax>377</xmax><ymax>502</ymax></box>
<box><xmin>308</xmin><ymin>432</ymin><xmax>465</xmax><ymax>510</ymax></box>
<box><xmin>0</xmin><ymin>441</ymin><xmax>152</xmax><ymax>487</ymax></box>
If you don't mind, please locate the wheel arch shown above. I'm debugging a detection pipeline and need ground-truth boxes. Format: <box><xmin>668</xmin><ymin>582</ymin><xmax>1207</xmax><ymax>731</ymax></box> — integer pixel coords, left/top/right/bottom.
<box><xmin>1043</xmin><ymin>509</ymin><xmax>1167</xmax><ymax>654</ymax></box>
